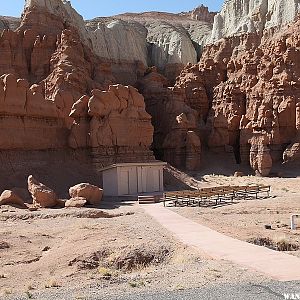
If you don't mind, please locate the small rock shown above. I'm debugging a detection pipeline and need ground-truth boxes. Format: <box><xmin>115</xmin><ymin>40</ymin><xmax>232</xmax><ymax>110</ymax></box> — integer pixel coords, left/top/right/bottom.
<box><xmin>26</xmin><ymin>205</ymin><xmax>39</xmax><ymax>212</ymax></box>
<box><xmin>264</xmin><ymin>225</ymin><xmax>272</xmax><ymax>230</ymax></box>
<box><xmin>234</xmin><ymin>171</ymin><xmax>244</xmax><ymax>177</ymax></box>
<box><xmin>42</xmin><ymin>246</ymin><xmax>51</xmax><ymax>252</ymax></box>
<box><xmin>0</xmin><ymin>241</ymin><xmax>10</xmax><ymax>249</ymax></box>
<box><xmin>0</xmin><ymin>190</ymin><xmax>26</xmax><ymax>208</ymax></box>
<box><xmin>65</xmin><ymin>197</ymin><xmax>87</xmax><ymax>208</ymax></box>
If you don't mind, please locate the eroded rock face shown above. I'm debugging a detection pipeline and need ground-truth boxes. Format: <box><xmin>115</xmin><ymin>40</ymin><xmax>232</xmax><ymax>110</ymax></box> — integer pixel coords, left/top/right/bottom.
<box><xmin>138</xmin><ymin>68</ymin><xmax>201</xmax><ymax>169</ymax></box>
<box><xmin>146</xmin><ymin>22</ymin><xmax>197</xmax><ymax>79</ymax></box>
<box><xmin>190</xmin><ymin>5</ymin><xmax>217</xmax><ymax>23</ymax></box>
<box><xmin>69</xmin><ymin>183</ymin><xmax>103</xmax><ymax>206</ymax></box>
<box><xmin>283</xmin><ymin>142</ymin><xmax>300</xmax><ymax>164</ymax></box>
<box><xmin>166</xmin><ymin>11</ymin><xmax>300</xmax><ymax>175</ymax></box>
<box><xmin>28</xmin><ymin>175</ymin><xmax>57</xmax><ymax>208</ymax></box>
<box><xmin>1</xmin><ymin>0</ymin><xmax>300</xmax><ymax>178</ymax></box>
<box><xmin>210</xmin><ymin>0</ymin><xmax>300</xmax><ymax>43</ymax></box>
<box><xmin>0</xmin><ymin>5</ymin><xmax>154</xmax><ymax>163</ymax></box>
<box><xmin>22</xmin><ymin>0</ymin><xmax>213</xmax><ymax>79</ymax></box>
<box><xmin>0</xmin><ymin>74</ymin><xmax>67</xmax><ymax>150</ymax></box>
<box><xmin>69</xmin><ymin>84</ymin><xmax>153</xmax><ymax>150</ymax></box>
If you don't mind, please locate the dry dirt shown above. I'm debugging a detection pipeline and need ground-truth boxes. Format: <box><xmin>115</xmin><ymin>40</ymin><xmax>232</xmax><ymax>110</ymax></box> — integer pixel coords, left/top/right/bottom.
<box><xmin>170</xmin><ymin>175</ymin><xmax>300</xmax><ymax>257</ymax></box>
<box><xmin>0</xmin><ymin>197</ymin><xmax>268</xmax><ymax>299</ymax></box>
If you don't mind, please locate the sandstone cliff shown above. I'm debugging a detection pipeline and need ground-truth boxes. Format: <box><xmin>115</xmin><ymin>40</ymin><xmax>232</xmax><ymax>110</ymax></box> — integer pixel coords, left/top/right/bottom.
<box><xmin>166</xmin><ymin>16</ymin><xmax>300</xmax><ymax>176</ymax></box>
<box><xmin>21</xmin><ymin>0</ymin><xmax>216</xmax><ymax>82</ymax></box>
<box><xmin>22</xmin><ymin>0</ymin><xmax>149</xmax><ymax>66</ymax></box>
<box><xmin>86</xmin><ymin>9</ymin><xmax>215</xmax><ymax>80</ymax></box>
<box><xmin>1</xmin><ymin>0</ymin><xmax>300</xmax><ymax>183</ymax></box>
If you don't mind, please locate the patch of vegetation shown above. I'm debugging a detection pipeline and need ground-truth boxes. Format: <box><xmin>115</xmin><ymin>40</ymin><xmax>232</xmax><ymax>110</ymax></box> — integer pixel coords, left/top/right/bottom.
<box><xmin>25</xmin><ymin>291</ymin><xmax>33</xmax><ymax>299</ymax></box>
<box><xmin>45</xmin><ymin>279</ymin><xmax>61</xmax><ymax>288</ymax></box>
<box><xmin>247</xmin><ymin>237</ymin><xmax>299</xmax><ymax>251</ymax></box>
<box><xmin>128</xmin><ymin>281</ymin><xmax>145</xmax><ymax>288</ymax></box>
<box><xmin>113</xmin><ymin>245</ymin><xmax>170</xmax><ymax>271</ymax></box>
<box><xmin>98</xmin><ymin>267</ymin><xmax>113</xmax><ymax>280</ymax></box>
<box><xmin>69</xmin><ymin>244</ymin><xmax>171</xmax><ymax>273</ymax></box>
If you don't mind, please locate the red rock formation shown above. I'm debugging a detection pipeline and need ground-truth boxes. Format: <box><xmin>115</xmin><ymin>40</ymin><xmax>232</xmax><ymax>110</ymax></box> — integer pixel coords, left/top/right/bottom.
<box><xmin>170</xmin><ymin>18</ymin><xmax>300</xmax><ymax>175</ymax></box>
<box><xmin>2</xmin><ymin>0</ymin><xmax>300</xmax><ymax>179</ymax></box>
<box><xmin>190</xmin><ymin>5</ymin><xmax>217</xmax><ymax>23</ymax></box>
<box><xmin>69</xmin><ymin>84</ymin><xmax>154</xmax><ymax>151</ymax></box>
<box><xmin>138</xmin><ymin>68</ymin><xmax>201</xmax><ymax>169</ymax></box>
<box><xmin>0</xmin><ymin>73</ymin><xmax>67</xmax><ymax>150</ymax></box>
<box><xmin>0</xmin><ymin>3</ymin><xmax>154</xmax><ymax>167</ymax></box>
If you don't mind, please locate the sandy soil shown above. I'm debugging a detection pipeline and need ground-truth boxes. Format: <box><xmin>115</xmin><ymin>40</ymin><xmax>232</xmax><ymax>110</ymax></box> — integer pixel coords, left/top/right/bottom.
<box><xmin>0</xmin><ymin>198</ymin><xmax>267</xmax><ymax>299</ymax></box>
<box><xmin>170</xmin><ymin>175</ymin><xmax>300</xmax><ymax>257</ymax></box>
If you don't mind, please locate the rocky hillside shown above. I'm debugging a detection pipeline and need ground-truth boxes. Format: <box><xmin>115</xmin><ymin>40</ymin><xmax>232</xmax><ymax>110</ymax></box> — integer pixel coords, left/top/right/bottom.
<box><xmin>0</xmin><ymin>0</ymin><xmax>300</xmax><ymax>190</ymax></box>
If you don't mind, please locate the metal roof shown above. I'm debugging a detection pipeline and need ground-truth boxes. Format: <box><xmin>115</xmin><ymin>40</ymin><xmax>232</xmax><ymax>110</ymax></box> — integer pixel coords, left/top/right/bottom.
<box><xmin>99</xmin><ymin>161</ymin><xmax>167</xmax><ymax>172</ymax></box>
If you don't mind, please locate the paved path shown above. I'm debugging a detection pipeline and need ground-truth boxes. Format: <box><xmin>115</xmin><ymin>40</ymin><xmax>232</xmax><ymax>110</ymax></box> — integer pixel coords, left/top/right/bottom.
<box><xmin>142</xmin><ymin>204</ymin><xmax>300</xmax><ymax>281</ymax></box>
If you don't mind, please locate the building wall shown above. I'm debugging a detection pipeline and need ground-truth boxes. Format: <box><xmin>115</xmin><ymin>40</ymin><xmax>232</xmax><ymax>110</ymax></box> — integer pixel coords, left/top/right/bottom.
<box><xmin>102</xmin><ymin>167</ymin><xmax>118</xmax><ymax>196</ymax></box>
<box><xmin>118</xmin><ymin>166</ymin><xmax>139</xmax><ymax>196</ymax></box>
<box><xmin>102</xmin><ymin>164</ymin><xmax>164</xmax><ymax>196</ymax></box>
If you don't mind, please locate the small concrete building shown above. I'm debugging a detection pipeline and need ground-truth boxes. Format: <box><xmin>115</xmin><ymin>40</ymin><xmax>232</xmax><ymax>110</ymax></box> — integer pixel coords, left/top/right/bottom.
<box><xmin>100</xmin><ymin>162</ymin><xmax>166</xmax><ymax>197</ymax></box>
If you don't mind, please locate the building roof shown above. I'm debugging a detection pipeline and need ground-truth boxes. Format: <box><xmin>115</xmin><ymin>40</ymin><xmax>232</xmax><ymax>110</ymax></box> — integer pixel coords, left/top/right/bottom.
<box><xmin>99</xmin><ymin>161</ymin><xmax>167</xmax><ymax>172</ymax></box>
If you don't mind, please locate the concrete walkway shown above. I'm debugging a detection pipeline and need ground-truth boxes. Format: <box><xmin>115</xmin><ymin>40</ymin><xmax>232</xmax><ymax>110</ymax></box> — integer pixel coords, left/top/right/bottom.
<box><xmin>142</xmin><ymin>204</ymin><xmax>300</xmax><ymax>281</ymax></box>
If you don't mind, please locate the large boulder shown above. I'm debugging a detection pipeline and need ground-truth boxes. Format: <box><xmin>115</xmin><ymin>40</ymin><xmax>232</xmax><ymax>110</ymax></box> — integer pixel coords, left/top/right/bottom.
<box><xmin>28</xmin><ymin>175</ymin><xmax>58</xmax><ymax>208</ymax></box>
<box><xmin>69</xmin><ymin>183</ymin><xmax>103</xmax><ymax>206</ymax></box>
<box><xmin>0</xmin><ymin>190</ymin><xmax>26</xmax><ymax>208</ymax></box>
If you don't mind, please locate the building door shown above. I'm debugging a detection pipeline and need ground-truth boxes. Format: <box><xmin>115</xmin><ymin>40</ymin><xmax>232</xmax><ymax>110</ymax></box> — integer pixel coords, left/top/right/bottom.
<box><xmin>128</xmin><ymin>167</ymin><xmax>138</xmax><ymax>195</ymax></box>
<box><xmin>119</xmin><ymin>170</ymin><xmax>130</xmax><ymax>195</ymax></box>
<box><xmin>146</xmin><ymin>167</ymin><xmax>160</xmax><ymax>192</ymax></box>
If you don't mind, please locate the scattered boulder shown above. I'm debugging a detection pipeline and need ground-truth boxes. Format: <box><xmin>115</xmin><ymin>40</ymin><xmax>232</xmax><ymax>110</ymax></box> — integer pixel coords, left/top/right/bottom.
<box><xmin>28</xmin><ymin>175</ymin><xmax>58</xmax><ymax>208</ymax></box>
<box><xmin>69</xmin><ymin>183</ymin><xmax>103</xmax><ymax>206</ymax></box>
<box><xmin>0</xmin><ymin>241</ymin><xmax>10</xmax><ymax>249</ymax></box>
<box><xmin>0</xmin><ymin>190</ymin><xmax>26</xmax><ymax>208</ymax></box>
<box><xmin>234</xmin><ymin>171</ymin><xmax>244</xmax><ymax>177</ymax></box>
<box><xmin>65</xmin><ymin>197</ymin><xmax>87</xmax><ymax>208</ymax></box>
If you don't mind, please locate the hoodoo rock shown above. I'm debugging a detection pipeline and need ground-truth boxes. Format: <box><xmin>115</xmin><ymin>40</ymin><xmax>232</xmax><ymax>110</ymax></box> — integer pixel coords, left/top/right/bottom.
<box><xmin>28</xmin><ymin>175</ymin><xmax>58</xmax><ymax>208</ymax></box>
<box><xmin>68</xmin><ymin>84</ymin><xmax>154</xmax><ymax>150</ymax></box>
<box><xmin>69</xmin><ymin>184</ymin><xmax>103</xmax><ymax>206</ymax></box>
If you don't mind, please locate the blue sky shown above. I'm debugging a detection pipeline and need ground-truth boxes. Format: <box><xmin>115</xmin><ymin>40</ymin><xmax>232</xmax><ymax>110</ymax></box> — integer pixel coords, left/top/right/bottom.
<box><xmin>1</xmin><ymin>1</ymin><xmax>223</xmax><ymax>19</ymax></box>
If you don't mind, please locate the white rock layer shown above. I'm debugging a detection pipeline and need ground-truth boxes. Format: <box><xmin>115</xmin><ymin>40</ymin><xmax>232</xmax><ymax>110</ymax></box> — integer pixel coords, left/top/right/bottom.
<box><xmin>210</xmin><ymin>0</ymin><xmax>300</xmax><ymax>43</ymax></box>
<box><xmin>146</xmin><ymin>22</ymin><xmax>197</xmax><ymax>69</ymax></box>
<box><xmin>24</xmin><ymin>0</ymin><xmax>148</xmax><ymax>65</ymax></box>
<box><xmin>24</xmin><ymin>0</ymin><xmax>200</xmax><ymax>68</ymax></box>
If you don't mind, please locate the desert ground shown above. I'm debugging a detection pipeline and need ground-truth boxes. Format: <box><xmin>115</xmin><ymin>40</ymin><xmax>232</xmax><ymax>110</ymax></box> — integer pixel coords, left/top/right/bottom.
<box><xmin>169</xmin><ymin>174</ymin><xmax>300</xmax><ymax>257</ymax></box>
<box><xmin>2</xmin><ymin>172</ymin><xmax>300</xmax><ymax>299</ymax></box>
